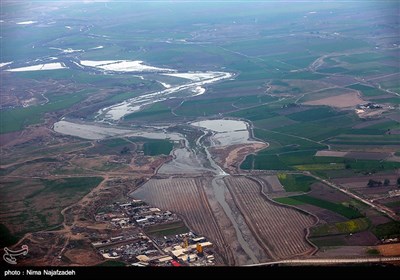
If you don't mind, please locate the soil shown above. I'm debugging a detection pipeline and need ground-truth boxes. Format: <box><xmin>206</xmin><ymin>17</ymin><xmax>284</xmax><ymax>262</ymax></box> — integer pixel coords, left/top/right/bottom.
<box><xmin>377</xmin><ymin>243</ymin><xmax>400</xmax><ymax>256</ymax></box>
<box><xmin>308</xmin><ymin>182</ymin><xmax>350</xmax><ymax>203</ymax></box>
<box><xmin>303</xmin><ymin>92</ymin><xmax>364</xmax><ymax>108</ymax></box>
<box><xmin>211</xmin><ymin>143</ymin><xmax>267</xmax><ymax>174</ymax></box>
<box><xmin>299</xmin><ymin>205</ymin><xmax>347</xmax><ymax>224</ymax></box>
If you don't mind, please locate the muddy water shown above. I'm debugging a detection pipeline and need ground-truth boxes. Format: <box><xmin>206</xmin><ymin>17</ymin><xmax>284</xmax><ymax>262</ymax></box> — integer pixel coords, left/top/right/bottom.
<box><xmin>212</xmin><ymin>176</ymin><xmax>259</xmax><ymax>263</ymax></box>
<box><xmin>157</xmin><ymin>147</ymin><xmax>210</xmax><ymax>175</ymax></box>
<box><xmin>197</xmin><ymin>131</ymin><xmax>227</xmax><ymax>175</ymax></box>
<box><xmin>191</xmin><ymin>119</ymin><xmax>260</xmax><ymax>147</ymax></box>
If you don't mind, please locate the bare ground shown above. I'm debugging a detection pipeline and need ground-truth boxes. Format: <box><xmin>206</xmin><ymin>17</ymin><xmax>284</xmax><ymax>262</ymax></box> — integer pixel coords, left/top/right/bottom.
<box><xmin>303</xmin><ymin>92</ymin><xmax>364</xmax><ymax>108</ymax></box>
<box><xmin>378</xmin><ymin>243</ymin><xmax>400</xmax><ymax>256</ymax></box>
<box><xmin>211</xmin><ymin>142</ymin><xmax>267</xmax><ymax>174</ymax></box>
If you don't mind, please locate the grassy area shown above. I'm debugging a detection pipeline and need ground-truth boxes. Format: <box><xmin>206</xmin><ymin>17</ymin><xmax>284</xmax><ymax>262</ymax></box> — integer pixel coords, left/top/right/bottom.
<box><xmin>286</xmin><ymin>107</ymin><xmax>342</xmax><ymax>122</ymax></box>
<box><xmin>101</xmin><ymin>138</ymin><xmax>131</xmax><ymax>148</ymax></box>
<box><xmin>310</xmin><ymin>218</ymin><xmax>370</xmax><ymax>237</ymax></box>
<box><xmin>277</xmin><ymin>173</ymin><xmax>316</xmax><ymax>192</ymax></box>
<box><xmin>310</xmin><ymin>236</ymin><xmax>346</xmax><ymax>247</ymax></box>
<box><xmin>274</xmin><ymin>196</ymin><xmax>305</xmax><ymax>206</ymax></box>
<box><xmin>240</xmin><ymin>154</ymin><xmax>290</xmax><ymax>170</ymax></box>
<box><xmin>372</xmin><ymin>221</ymin><xmax>400</xmax><ymax>239</ymax></box>
<box><xmin>124</xmin><ymin>103</ymin><xmax>173</xmax><ymax>120</ymax></box>
<box><xmin>143</xmin><ymin>140</ymin><xmax>173</xmax><ymax>156</ymax></box>
<box><xmin>228</xmin><ymin>104</ymin><xmax>278</xmax><ymax>121</ymax></box>
<box><xmin>327</xmin><ymin>134</ymin><xmax>400</xmax><ymax>146</ymax></box>
<box><xmin>293</xmin><ymin>163</ymin><xmax>345</xmax><ymax>171</ymax></box>
<box><xmin>0</xmin><ymin>89</ymin><xmax>94</xmax><ymax>133</ymax></box>
<box><xmin>0</xmin><ymin>223</ymin><xmax>19</xmax><ymax>247</ymax></box>
<box><xmin>348</xmin><ymin>84</ymin><xmax>387</xmax><ymax>97</ymax></box>
<box><xmin>145</xmin><ymin>221</ymin><xmax>189</xmax><ymax>237</ymax></box>
<box><xmin>254</xmin><ymin>129</ymin><xmax>327</xmax><ymax>152</ymax></box>
<box><xmin>276</xmin><ymin>195</ymin><xmax>362</xmax><ymax>219</ymax></box>
<box><xmin>0</xmin><ymin>177</ymin><xmax>103</xmax><ymax>238</ymax></box>
<box><xmin>176</xmin><ymin>97</ymin><xmax>238</xmax><ymax>116</ymax></box>
<box><xmin>367</xmin><ymin>248</ymin><xmax>380</xmax><ymax>255</ymax></box>
<box><xmin>39</xmin><ymin>177</ymin><xmax>104</xmax><ymax>198</ymax></box>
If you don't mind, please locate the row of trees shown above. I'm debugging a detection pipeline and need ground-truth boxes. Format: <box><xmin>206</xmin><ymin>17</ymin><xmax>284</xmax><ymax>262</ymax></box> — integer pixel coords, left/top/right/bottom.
<box><xmin>367</xmin><ymin>178</ymin><xmax>400</xmax><ymax>188</ymax></box>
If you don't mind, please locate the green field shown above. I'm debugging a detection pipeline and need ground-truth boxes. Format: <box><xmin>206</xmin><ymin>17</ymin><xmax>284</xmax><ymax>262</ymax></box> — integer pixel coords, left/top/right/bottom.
<box><xmin>0</xmin><ymin>89</ymin><xmax>94</xmax><ymax>133</ymax></box>
<box><xmin>228</xmin><ymin>104</ymin><xmax>278</xmax><ymax>121</ymax></box>
<box><xmin>347</xmin><ymin>84</ymin><xmax>387</xmax><ymax>97</ymax></box>
<box><xmin>372</xmin><ymin>221</ymin><xmax>400</xmax><ymax>239</ymax></box>
<box><xmin>145</xmin><ymin>221</ymin><xmax>189</xmax><ymax>237</ymax></box>
<box><xmin>0</xmin><ymin>177</ymin><xmax>103</xmax><ymax>237</ymax></box>
<box><xmin>286</xmin><ymin>107</ymin><xmax>342</xmax><ymax>122</ymax></box>
<box><xmin>124</xmin><ymin>103</ymin><xmax>176</xmax><ymax>121</ymax></box>
<box><xmin>310</xmin><ymin>218</ymin><xmax>370</xmax><ymax>237</ymax></box>
<box><xmin>40</xmin><ymin>177</ymin><xmax>103</xmax><ymax>193</ymax></box>
<box><xmin>275</xmin><ymin>195</ymin><xmax>362</xmax><ymax>219</ymax></box>
<box><xmin>143</xmin><ymin>140</ymin><xmax>174</xmax><ymax>156</ymax></box>
<box><xmin>277</xmin><ymin>173</ymin><xmax>316</xmax><ymax>192</ymax></box>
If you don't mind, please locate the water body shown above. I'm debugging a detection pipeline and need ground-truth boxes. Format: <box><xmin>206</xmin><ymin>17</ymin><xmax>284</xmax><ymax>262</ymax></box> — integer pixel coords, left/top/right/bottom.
<box><xmin>212</xmin><ymin>176</ymin><xmax>259</xmax><ymax>263</ymax></box>
<box><xmin>53</xmin><ymin>120</ymin><xmax>184</xmax><ymax>141</ymax></box>
<box><xmin>197</xmin><ymin>131</ymin><xmax>228</xmax><ymax>175</ymax></box>
<box><xmin>191</xmin><ymin>119</ymin><xmax>260</xmax><ymax>147</ymax></box>
<box><xmin>96</xmin><ymin>71</ymin><xmax>232</xmax><ymax>122</ymax></box>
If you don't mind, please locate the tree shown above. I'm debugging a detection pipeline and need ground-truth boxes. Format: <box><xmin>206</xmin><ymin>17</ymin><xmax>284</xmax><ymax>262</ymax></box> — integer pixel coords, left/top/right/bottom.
<box><xmin>384</xmin><ymin>179</ymin><xmax>390</xmax><ymax>186</ymax></box>
<box><xmin>397</xmin><ymin>177</ymin><xmax>400</xmax><ymax>187</ymax></box>
<box><xmin>368</xmin><ymin>179</ymin><xmax>382</xmax><ymax>188</ymax></box>
<box><xmin>120</xmin><ymin>146</ymin><xmax>130</xmax><ymax>155</ymax></box>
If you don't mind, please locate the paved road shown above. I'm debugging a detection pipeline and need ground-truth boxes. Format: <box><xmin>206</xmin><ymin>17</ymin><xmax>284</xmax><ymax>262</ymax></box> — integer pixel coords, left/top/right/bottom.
<box><xmin>245</xmin><ymin>257</ymin><xmax>400</xmax><ymax>266</ymax></box>
<box><xmin>304</xmin><ymin>172</ymin><xmax>400</xmax><ymax>221</ymax></box>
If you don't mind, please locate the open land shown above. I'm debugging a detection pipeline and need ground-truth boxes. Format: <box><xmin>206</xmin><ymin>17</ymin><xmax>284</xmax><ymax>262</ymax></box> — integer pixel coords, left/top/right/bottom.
<box><xmin>0</xmin><ymin>1</ymin><xmax>399</xmax><ymax>267</ymax></box>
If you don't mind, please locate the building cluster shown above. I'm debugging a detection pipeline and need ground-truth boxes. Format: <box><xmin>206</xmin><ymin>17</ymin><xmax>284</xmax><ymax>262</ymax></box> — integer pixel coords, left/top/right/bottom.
<box><xmin>92</xmin><ymin>200</ymin><xmax>215</xmax><ymax>266</ymax></box>
<box><xmin>95</xmin><ymin>200</ymin><xmax>180</xmax><ymax>229</ymax></box>
<box><xmin>357</xmin><ymin>103</ymin><xmax>382</xmax><ymax>110</ymax></box>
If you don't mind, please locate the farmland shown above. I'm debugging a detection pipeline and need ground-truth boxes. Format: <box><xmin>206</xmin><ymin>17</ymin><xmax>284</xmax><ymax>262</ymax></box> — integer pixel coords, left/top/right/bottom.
<box><xmin>275</xmin><ymin>195</ymin><xmax>362</xmax><ymax>219</ymax></box>
<box><xmin>132</xmin><ymin>178</ymin><xmax>236</xmax><ymax>265</ymax></box>
<box><xmin>224</xmin><ymin>176</ymin><xmax>316</xmax><ymax>259</ymax></box>
<box><xmin>277</xmin><ymin>173</ymin><xmax>317</xmax><ymax>192</ymax></box>
<box><xmin>0</xmin><ymin>176</ymin><xmax>103</xmax><ymax>239</ymax></box>
<box><xmin>0</xmin><ymin>0</ymin><xmax>399</xmax><ymax>267</ymax></box>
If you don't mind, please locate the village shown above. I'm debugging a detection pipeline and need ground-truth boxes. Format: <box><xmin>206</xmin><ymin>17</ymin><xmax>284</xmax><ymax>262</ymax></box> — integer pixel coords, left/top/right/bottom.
<box><xmin>92</xmin><ymin>199</ymin><xmax>215</xmax><ymax>266</ymax></box>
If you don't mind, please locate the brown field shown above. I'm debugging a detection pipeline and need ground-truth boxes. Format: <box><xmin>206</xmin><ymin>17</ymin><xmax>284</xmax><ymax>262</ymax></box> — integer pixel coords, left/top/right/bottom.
<box><xmin>377</xmin><ymin>243</ymin><xmax>400</xmax><ymax>256</ymax></box>
<box><xmin>333</xmin><ymin>175</ymin><xmax>400</xmax><ymax>202</ymax></box>
<box><xmin>258</xmin><ymin>175</ymin><xmax>285</xmax><ymax>193</ymax></box>
<box><xmin>64</xmin><ymin>248</ymin><xmax>103</xmax><ymax>265</ymax></box>
<box><xmin>352</xmin><ymin>118</ymin><xmax>390</xmax><ymax>129</ymax></box>
<box><xmin>333</xmin><ymin>174</ymin><xmax>400</xmax><ymax>188</ymax></box>
<box><xmin>224</xmin><ymin>176</ymin><xmax>316</xmax><ymax>260</ymax></box>
<box><xmin>299</xmin><ymin>204</ymin><xmax>347</xmax><ymax>224</ymax></box>
<box><xmin>320</xmin><ymin>76</ymin><xmax>360</xmax><ymax>87</ymax></box>
<box><xmin>345</xmin><ymin>152</ymin><xmax>390</xmax><ymax>160</ymax></box>
<box><xmin>211</xmin><ymin>142</ymin><xmax>267</xmax><ymax>174</ymax></box>
<box><xmin>387</xmin><ymin>112</ymin><xmax>400</xmax><ymax>122</ymax></box>
<box><xmin>311</xmin><ymin>231</ymin><xmax>378</xmax><ymax>247</ymax></box>
<box><xmin>308</xmin><ymin>182</ymin><xmax>350</xmax><ymax>204</ymax></box>
<box><xmin>315</xmin><ymin>150</ymin><xmax>347</xmax><ymax>157</ymax></box>
<box><xmin>303</xmin><ymin>92</ymin><xmax>364</xmax><ymax>108</ymax></box>
<box><xmin>132</xmin><ymin>177</ymin><xmax>236</xmax><ymax>265</ymax></box>
<box><xmin>267</xmin><ymin>79</ymin><xmax>330</xmax><ymax>97</ymax></box>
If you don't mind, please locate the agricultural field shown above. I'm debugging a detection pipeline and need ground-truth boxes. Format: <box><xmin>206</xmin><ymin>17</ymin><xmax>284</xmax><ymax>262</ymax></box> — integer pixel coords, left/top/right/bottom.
<box><xmin>0</xmin><ymin>0</ymin><xmax>399</xmax><ymax>267</ymax></box>
<box><xmin>224</xmin><ymin>176</ymin><xmax>316</xmax><ymax>259</ymax></box>
<box><xmin>310</xmin><ymin>218</ymin><xmax>370</xmax><ymax>237</ymax></box>
<box><xmin>132</xmin><ymin>178</ymin><xmax>236</xmax><ymax>265</ymax></box>
<box><xmin>277</xmin><ymin>173</ymin><xmax>317</xmax><ymax>193</ymax></box>
<box><xmin>0</xmin><ymin>177</ymin><xmax>103</xmax><ymax>240</ymax></box>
